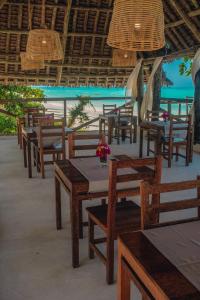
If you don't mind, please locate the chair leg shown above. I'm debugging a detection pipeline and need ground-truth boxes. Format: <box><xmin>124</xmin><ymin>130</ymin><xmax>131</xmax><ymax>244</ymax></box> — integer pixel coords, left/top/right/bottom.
<box><xmin>88</xmin><ymin>217</ymin><xmax>95</xmax><ymax>259</ymax></box>
<box><xmin>33</xmin><ymin>146</ymin><xmax>36</xmax><ymax>166</ymax></box>
<box><xmin>147</xmin><ymin>134</ymin><xmax>150</xmax><ymax>156</ymax></box>
<box><xmin>168</xmin><ymin>145</ymin><xmax>172</xmax><ymax>168</ymax></box>
<box><xmin>79</xmin><ymin>202</ymin><xmax>83</xmax><ymax>239</ymax></box>
<box><xmin>117</xmin><ymin>128</ymin><xmax>120</xmax><ymax>145</ymax></box>
<box><xmin>40</xmin><ymin>154</ymin><xmax>45</xmax><ymax>178</ymax></box>
<box><xmin>101</xmin><ymin>198</ymin><xmax>106</xmax><ymax>205</ymax></box>
<box><xmin>176</xmin><ymin>146</ymin><xmax>179</xmax><ymax>161</ymax></box>
<box><xmin>106</xmin><ymin>238</ymin><xmax>115</xmax><ymax>284</ymax></box>
<box><xmin>186</xmin><ymin>144</ymin><xmax>190</xmax><ymax>166</ymax></box>
<box><xmin>130</xmin><ymin>129</ymin><xmax>132</xmax><ymax>144</ymax></box>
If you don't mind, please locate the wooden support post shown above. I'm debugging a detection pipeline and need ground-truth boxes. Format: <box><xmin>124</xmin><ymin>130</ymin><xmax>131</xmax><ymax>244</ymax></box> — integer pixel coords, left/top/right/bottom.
<box><xmin>152</xmin><ymin>65</ymin><xmax>162</xmax><ymax>112</ymax></box>
<box><xmin>64</xmin><ymin>100</ymin><xmax>67</xmax><ymax>127</ymax></box>
<box><xmin>194</xmin><ymin>69</ymin><xmax>200</xmax><ymax>144</ymax></box>
<box><xmin>137</xmin><ymin>64</ymin><xmax>144</xmax><ymax>124</ymax></box>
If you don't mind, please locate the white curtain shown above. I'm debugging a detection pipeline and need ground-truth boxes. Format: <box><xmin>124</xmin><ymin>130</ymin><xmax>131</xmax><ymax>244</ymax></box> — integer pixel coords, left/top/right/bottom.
<box><xmin>125</xmin><ymin>58</ymin><xmax>143</xmax><ymax>100</ymax></box>
<box><xmin>140</xmin><ymin>57</ymin><xmax>163</xmax><ymax>121</ymax></box>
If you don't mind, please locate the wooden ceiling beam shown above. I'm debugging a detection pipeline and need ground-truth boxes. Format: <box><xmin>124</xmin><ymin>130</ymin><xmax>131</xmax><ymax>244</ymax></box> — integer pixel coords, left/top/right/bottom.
<box><xmin>166</xmin><ymin>8</ymin><xmax>200</xmax><ymax>28</ymax></box>
<box><xmin>0</xmin><ymin>59</ymin><xmax>132</xmax><ymax>69</ymax></box>
<box><xmin>0</xmin><ymin>74</ymin><xmax>130</xmax><ymax>80</ymax></box>
<box><xmin>169</xmin><ymin>0</ymin><xmax>200</xmax><ymax>42</ymax></box>
<box><xmin>56</xmin><ymin>0</ymin><xmax>72</xmax><ymax>85</ymax></box>
<box><xmin>4</xmin><ymin>2</ymin><xmax>113</xmax><ymax>12</ymax></box>
<box><xmin>0</xmin><ymin>0</ymin><xmax>7</xmax><ymax>9</ymax></box>
<box><xmin>0</xmin><ymin>29</ymin><xmax>107</xmax><ymax>38</ymax></box>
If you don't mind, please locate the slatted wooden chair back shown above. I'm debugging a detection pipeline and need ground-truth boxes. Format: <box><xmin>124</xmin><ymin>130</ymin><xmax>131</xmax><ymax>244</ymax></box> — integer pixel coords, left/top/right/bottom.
<box><xmin>146</xmin><ymin>110</ymin><xmax>166</xmax><ymax>121</ymax></box>
<box><xmin>32</xmin><ymin>113</ymin><xmax>54</xmax><ymax>127</ymax></box>
<box><xmin>103</xmin><ymin>104</ymin><xmax>117</xmax><ymax>115</ymax></box>
<box><xmin>24</xmin><ymin>107</ymin><xmax>46</xmax><ymax>126</ymax></box>
<box><xmin>39</xmin><ymin>119</ymin><xmax>65</xmax><ymax>157</ymax></box>
<box><xmin>37</xmin><ymin>113</ymin><xmax>55</xmax><ymax>126</ymax></box>
<box><xmin>168</xmin><ymin>114</ymin><xmax>192</xmax><ymax>141</ymax></box>
<box><xmin>107</xmin><ymin>155</ymin><xmax>162</xmax><ymax>234</ymax></box>
<box><xmin>117</xmin><ymin>106</ymin><xmax>133</xmax><ymax>124</ymax></box>
<box><xmin>68</xmin><ymin>131</ymin><xmax>104</xmax><ymax>159</ymax></box>
<box><xmin>141</xmin><ymin>176</ymin><xmax>200</xmax><ymax>230</ymax></box>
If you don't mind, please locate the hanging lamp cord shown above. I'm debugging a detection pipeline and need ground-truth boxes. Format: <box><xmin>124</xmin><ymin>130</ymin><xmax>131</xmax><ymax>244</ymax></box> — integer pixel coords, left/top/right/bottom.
<box><xmin>28</xmin><ymin>0</ymin><xmax>31</xmax><ymax>30</ymax></box>
<box><xmin>41</xmin><ymin>0</ymin><xmax>46</xmax><ymax>27</ymax></box>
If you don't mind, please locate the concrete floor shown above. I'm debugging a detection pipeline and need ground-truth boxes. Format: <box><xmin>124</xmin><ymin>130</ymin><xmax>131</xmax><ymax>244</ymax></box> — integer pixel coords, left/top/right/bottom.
<box><xmin>1</xmin><ymin>136</ymin><xmax>200</xmax><ymax>300</ymax></box>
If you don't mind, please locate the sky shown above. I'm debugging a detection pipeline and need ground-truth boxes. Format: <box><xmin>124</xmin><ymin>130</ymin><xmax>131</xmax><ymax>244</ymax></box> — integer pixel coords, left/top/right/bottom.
<box><xmin>163</xmin><ymin>58</ymin><xmax>193</xmax><ymax>88</ymax></box>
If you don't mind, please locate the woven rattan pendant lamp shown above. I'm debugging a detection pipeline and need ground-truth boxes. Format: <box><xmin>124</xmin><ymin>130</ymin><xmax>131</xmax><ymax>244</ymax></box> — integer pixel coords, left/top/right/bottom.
<box><xmin>26</xmin><ymin>0</ymin><xmax>63</xmax><ymax>61</ymax></box>
<box><xmin>107</xmin><ymin>0</ymin><xmax>165</xmax><ymax>52</ymax></box>
<box><xmin>21</xmin><ymin>1</ymin><xmax>44</xmax><ymax>71</ymax></box>
<box><xmin>112</xmin><ymin>49</ymin><xmax>137</xmax><ymax>67</ymax></box>
<box><xmin>20</xmin><ymin>52</ymin><xmax>45</xmax><ymax>71</ymax></box>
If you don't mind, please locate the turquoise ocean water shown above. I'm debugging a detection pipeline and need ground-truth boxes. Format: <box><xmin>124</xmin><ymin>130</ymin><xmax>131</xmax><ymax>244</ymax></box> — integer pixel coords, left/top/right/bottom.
<box><xmin>38</xmin><ymin>86</ymin><xmax>195</xmax><ymax>115</ymax></box>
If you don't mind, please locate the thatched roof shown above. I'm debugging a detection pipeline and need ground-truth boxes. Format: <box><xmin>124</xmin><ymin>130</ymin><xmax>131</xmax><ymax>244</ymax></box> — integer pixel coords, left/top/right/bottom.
<box><xmin>0</xmin><ymin>0</ymin><xmax>199</xmax><ymax>87</ymax></box>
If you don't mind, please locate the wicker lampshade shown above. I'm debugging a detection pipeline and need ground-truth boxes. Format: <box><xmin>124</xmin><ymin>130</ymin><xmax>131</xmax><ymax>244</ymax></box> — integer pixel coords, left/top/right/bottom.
<box><xmin>26</xmin><ymin>29</ymin><xmax>64</xmax><ymax>61</ymax></box>
<box><xmin>107</xmin><ymin>0</ymin><xmax>165</xmax><ymax>52</ymax></box>
<box><xmin>20</xmin><ymin>52</ymin><xmax>45</xmax><ymax>71</ymax></box>
<box><xmin>112</xmin><ymin>49</ymin><xmax>137</xmax><ymax>67</ymax></box>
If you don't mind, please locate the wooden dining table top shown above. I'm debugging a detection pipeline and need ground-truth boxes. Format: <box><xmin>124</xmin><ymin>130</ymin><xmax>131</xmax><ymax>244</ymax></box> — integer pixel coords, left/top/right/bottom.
<box><xmin>54</xmin><ymin>156</ymin><xmax>155</xmax><ymax>195</ymax></box>
<box><xmin>119</xmin><ymin>230</ymin><xmax>200</xmax><ymax>300</ymax></box>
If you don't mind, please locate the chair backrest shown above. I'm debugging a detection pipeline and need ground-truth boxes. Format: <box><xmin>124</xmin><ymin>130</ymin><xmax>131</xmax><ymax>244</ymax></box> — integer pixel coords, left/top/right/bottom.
<box><xmin>168</xmin><ymin>114</ymin><xmax>192</xmax><ymax>142</ymax></box>
<box><xmin>38</xmin><ymin>119</ymin><xmax>65</xmax><ymax>157</ymax></box>
<box><xmin>118</xmin><ymin>106</ymin><xmax>133</xmax><ymax>124</ymax></box>
<box><xmin>103</xmin><ymin>104</ymin><xmax>117</xmax><ymax>115</ymax></box>
<box><xmin>24</xmin><ymin>107</ymin><xmax>46</xmax><ymax>126</ymax></box>
<box><xmin>32</xmin><ymin>113</ymin><xmax>54</xmax><ymax>127</ymax></box>
<box><xmin>107</xmin><ymin>155</ymin><xmax>162</xmax><ymax>233</ymax></box>
<box><xmin>141</xmin><ymin>176</ymin><xmax>200</xmax><ymax>230</ymax></box>
<box><xmin>68</xmin><ymin>131</ymin><xmax>104</xmax><ymax>159</ymax></box>
<box><xmin>146</xmin><ymin>110</ymin><xmax>166</xmax><ymax>121</ymax></box>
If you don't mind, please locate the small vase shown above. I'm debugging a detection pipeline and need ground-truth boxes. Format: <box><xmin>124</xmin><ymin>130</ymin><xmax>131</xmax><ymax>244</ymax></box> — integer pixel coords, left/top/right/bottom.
<box><xmin>100</xmin><ymin>155</ymin><xmax>107</xmax><ymax>166</ymax></box>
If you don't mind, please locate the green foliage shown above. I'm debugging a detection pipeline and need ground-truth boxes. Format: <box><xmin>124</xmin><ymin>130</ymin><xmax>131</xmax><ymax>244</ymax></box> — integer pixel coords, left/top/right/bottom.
<box><xmin>179</xmin><ymin>57</ymin><xmax>192</xmax><ymax>77</ymax></box>
<box><xmin>68</xmin><ymin>96</ymin><xmax>95</xmax><ymax>128</ymax></box>
<box><xmin>0</xmin><ymin>85</ymin><xmax>45</xmax><ymax>134</ymax></box>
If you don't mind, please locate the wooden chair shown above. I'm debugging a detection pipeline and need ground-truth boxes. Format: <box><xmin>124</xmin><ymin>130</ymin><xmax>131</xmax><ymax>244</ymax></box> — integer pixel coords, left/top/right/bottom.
<box><xmin>162</xmin><ymin>115</ymin><xmax>192</xmax><ymax>167</ymax></box>
<box><xmin>115</xmin><ymin>106</ymin><xmax>135</xmax><ymax>144</ymax></box>
<box><xmin>141</xmin><ymin>176</ymin><xmax>200</xmax><ymax>230</ymax></box>
<box><xmin>24</xmin><ymin>107</ymin><xmax>46</xmax><ymax>127</ymax></box>
<box><xmin>102</xmin><ymin>104</ymin><xmax>117</xmax><ymax>134</ymax></box>
<box><xmin>68</xmin><ymin>131</ymin><xmax>104</xmax><ymax>159</ymax></box>
<box><xmin>86</xmin><ymin>156</ymin><xmax>162</xmax><ymax>284</ymax></box>
<box><xmin>35</xmin><ymin>119</ymin><xmax>65</xmax><ymax>178</ymax></box>
<box><xmin>146</xmin><ymin>110</ymin><xmax>168</xmax><ymax>156</ymax></box>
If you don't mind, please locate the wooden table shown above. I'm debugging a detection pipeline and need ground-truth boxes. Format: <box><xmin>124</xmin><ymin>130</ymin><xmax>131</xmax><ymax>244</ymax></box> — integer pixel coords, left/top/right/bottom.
<box><xmin>118</xmin><ymin>231</ymin><xmax>200</xmax><ymax>300</ymax></box>
<box><xmin>54</xmin><ymin>156</ymin><xmax>154</xmax><ymax>268</ymax></box>
<box><xmin>22</xmin><ymin>126</ymin><xmax>73</xmax><ymax>178</ymax></box>
<box><xmin>139</xmin><ymin>121</ymin><xmax>165</xmax><ymax>158</ymax></box>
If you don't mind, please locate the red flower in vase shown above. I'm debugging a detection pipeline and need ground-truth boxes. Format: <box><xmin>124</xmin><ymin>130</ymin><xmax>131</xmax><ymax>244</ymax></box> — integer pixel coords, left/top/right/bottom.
<box><xmin>96</xmin><ymin>143</ymin><xmax>111</xmax><ymax>162</ymax></box>
<box><xmin>162</xmin><ymin>111</ymin><xmax>169</xmax><ymax>121</ymax></box>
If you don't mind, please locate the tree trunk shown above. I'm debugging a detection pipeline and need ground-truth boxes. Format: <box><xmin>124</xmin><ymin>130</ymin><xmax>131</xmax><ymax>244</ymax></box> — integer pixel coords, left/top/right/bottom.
<box><xmin>194</xmin><ymin>69</ymin><xmax>200</xmax><ymax>144</ymax></box>
<box><xmin>137</xmin><ymin>65</ymin><xmax>144</xmax><ymax>124</ymax></box>
<box><xmin>152</xmin><ymin>65</ymin><xmax>162</xmax><ymax>111</ymax></box>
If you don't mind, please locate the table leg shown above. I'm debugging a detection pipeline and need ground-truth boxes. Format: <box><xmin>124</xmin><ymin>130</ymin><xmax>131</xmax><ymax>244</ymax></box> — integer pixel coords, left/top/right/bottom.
<box><xmin>155</xmin><ymin>130</ymin><xmax>162</xmax><ymax>156</ymax></box>
<box><xmin>118</xmin><ymin>255</ymin><xmax>131</xmax><ymax>300</ymax></box>
<box><xmin>55</xmin><ymin>175</ymin><xmax>62</xmax><ymax>230</ymax></box>
<box><xmin>108</xmin><ymin>119</ymin><xmax>113</xmax><ymax>144</ymax></box>
<box><xmin>23</xmin><ymin>135</ymin><xmax>27</xmax><ymax>168</ymax></box>
<box><xmin>99</xmin><ymin>118</ymin><xmax>103</xmax><ymax>135</ymax></box>
<box><xmin>70</xmin><ymin>189</ymin><xmax>80</xmax><ymax>268</ymax></box>
<box><xmin>27</xmin><ymin>138</ymin><xmax>32</xmax><ymax>178</ymax></box>
<box><xmin>139</xmin><ymin>127</ymin><xmax>143</xmax><ymax>158</ymax></box>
